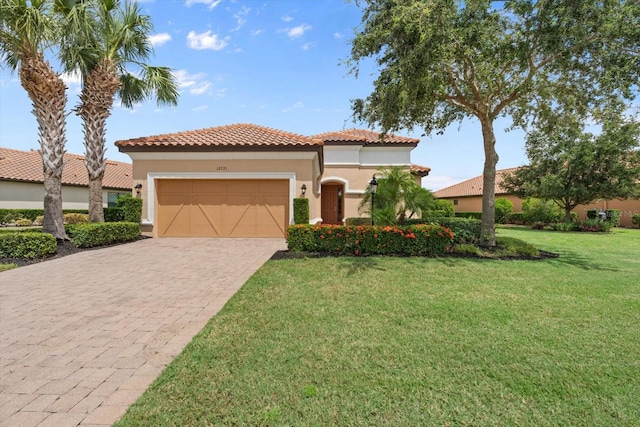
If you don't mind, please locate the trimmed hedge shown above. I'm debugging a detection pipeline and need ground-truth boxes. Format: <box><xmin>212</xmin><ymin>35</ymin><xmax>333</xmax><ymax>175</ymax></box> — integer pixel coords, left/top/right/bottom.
<box><xmin>287</xmin><ymin>224</ymin><xmax>454</xmax><ymax>256</ymax></box>
<box><xmin>118</xmin><ymin>198</ymin><xmax>143</xmax><ymax>223</ymax></box>
<box><xmin>345</xmin><ymin>217</ymin><xmax>372</xmax><ymax>226</ymax></box>
<box><xmin>104</xmin><ymin>207</ymin><xmax>125</xmax><ymax>222</ymax></box>
<box><xmin>454</xmin><ymin>211</ymin><xmax>483</xmax><ymax>220</ymax></box>
<box><xmin>436</xmin><ymin>218</ymin><xmax>482</xmax><ymax>244</ymax></box>
<box><xmin>0</xmin><ymin>209</ymin><xmax>88</xmax><ymax>223</ymax></box>
<box><xmin>293</xmin><ymin>198</ymin><xmax>310</xmax><ymax>224</ymax></box>
<box><xmin>0</xmin><ymin>232</ymin><xmax>57</xmax><ymax>259</ymax></box>
<box><xmin>632</xmin><ymin>213</ymin><xmax>640</xmax><ymax>227</ymax></box>
<box><xmin>66</xmin><ymin>222</ymin><xmax>141</xmax><ymax>248</ymax></box>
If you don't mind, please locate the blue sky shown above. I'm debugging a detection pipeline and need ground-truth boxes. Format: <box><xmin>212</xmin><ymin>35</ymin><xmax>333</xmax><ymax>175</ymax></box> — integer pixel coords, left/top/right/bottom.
<box><xmin>0</xmin><ymin>0</ymin><xmax>530</xmax><ymax>191</ymax></box>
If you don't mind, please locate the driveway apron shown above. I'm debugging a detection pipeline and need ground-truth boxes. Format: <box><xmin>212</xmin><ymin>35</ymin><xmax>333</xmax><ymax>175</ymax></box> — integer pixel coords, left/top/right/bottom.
<box><xmin>0</xmin><ymin>237</ymin><xmax>286</xmax><ymax>427</ymax></box>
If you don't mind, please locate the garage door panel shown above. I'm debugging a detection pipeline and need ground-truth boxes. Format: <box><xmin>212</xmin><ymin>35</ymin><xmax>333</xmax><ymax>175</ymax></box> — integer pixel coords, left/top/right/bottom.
<box><xmin>157</xmin><ymin>179</ymin><xmax>288</xmax><ymax>237</ymax></box>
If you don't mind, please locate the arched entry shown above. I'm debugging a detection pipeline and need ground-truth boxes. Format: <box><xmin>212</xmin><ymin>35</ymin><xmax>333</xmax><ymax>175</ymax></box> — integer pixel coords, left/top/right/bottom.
<box><xmin>321</xmin><ymin>183</ymin><xmax>344</xmax><ymax>224</ymax></box>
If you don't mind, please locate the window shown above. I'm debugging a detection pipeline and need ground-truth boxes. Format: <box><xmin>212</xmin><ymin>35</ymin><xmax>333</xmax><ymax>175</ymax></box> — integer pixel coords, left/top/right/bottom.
<box><xmin>107</xmin><ymin>192</ymin><xmax>129</xmax><ymax>208</ymax></box>
<box><xmin>453</xmin><ymin>199</ymin><xmax>458</xmax><ymax>206</ymax></box>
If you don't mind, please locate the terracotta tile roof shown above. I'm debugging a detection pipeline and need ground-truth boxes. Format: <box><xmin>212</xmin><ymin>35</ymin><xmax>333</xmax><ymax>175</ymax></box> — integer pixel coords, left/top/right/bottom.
<box><xmin>115</xmin><ymin>123</ymin><xmax>323</xmax><ymax>150</ymax></box>
<box><xmin>313</xmin><ymin>128</ymin><xmax>420</xmax><ymax>145</ymax></box>
<box><xmin>410</xmin><ymin>164</ymin><xmax>431</xmax><ymax>177</ymax></box>
<box><xmin>434</xmin><ymin>167</ymin><xmax>520</xmax><ymax>198</ymax></box>
<box><xmin>0</xmin><ymin>147</ymin><xmax>132</xmax><ymax>190</ymax></box>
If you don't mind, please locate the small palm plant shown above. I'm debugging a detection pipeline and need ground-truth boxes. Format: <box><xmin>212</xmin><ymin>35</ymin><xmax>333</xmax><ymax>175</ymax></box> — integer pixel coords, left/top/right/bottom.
<box><xmin>359</xmin><ymin>166</ymin><xmax>435</xmax><ymax>225</ymax></box>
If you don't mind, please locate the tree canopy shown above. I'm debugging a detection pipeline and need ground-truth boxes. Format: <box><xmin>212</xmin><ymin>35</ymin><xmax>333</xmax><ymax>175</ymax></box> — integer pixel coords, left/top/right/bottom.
<box><xmin>503</xmin><ymin>114</ymin><xmax>640</xmax><ymax>221</ymax></box>
<box><xmin>348</xmin><ymin>0</ymin><xmax>640</xmax><ymax>245</ymax></box>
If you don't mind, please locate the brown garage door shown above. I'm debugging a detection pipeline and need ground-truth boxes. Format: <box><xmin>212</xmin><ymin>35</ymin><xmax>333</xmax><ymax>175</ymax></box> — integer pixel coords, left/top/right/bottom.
<box><xmin>157</xmin><ymin>179</ymin><xmax>289</xmax><ymax>237</ymax></box>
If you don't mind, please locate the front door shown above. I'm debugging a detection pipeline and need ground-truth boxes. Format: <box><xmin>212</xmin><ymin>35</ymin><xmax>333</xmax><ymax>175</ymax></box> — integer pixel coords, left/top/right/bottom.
<box><xmin>321</xmin><ymin>184</ymin><xmax>343</xmax><ymax>224</ymax></box>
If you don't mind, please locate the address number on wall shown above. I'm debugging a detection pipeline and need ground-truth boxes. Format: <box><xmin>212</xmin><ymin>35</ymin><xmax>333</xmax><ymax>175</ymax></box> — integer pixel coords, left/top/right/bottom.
<box><xmin>216</xmin><ymin>166</ymin><xmax>228</xmax><ymax>171</ymax></box>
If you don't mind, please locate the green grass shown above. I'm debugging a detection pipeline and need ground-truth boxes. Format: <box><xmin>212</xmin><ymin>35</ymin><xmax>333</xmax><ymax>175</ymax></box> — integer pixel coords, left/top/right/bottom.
<box><xmin>116</xmin><ymin>228</ymin><xmax>640</xmax><ymax>426</ymax></box>
<box><xmin>0</xmin><ymin>263</ymin><xmax>18</xmax><ymax>271</ymax></box>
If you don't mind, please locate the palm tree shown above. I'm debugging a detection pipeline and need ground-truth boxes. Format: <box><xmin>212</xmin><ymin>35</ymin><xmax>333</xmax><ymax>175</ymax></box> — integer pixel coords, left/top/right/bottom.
<box><xmin>359</xmin><ymin>166</ymin><xmax>434</xmax><ymax>225</ymax></box>
<box><xmin>0</xmin><ymin>0</ymin><xmax>68</xmax><ymax>239</ymax></box>
<box><xmin>59</xmin><ymin>0</ymin><xmax>179</xmax><ymax>222</ymax></box>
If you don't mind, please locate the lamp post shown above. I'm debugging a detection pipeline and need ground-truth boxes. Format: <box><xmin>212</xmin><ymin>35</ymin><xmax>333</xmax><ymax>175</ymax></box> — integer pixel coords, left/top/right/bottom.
<box><xmin>369</xmin><ymin>175</ymin><xmax>378</xmax><ymax>226</ymax></box>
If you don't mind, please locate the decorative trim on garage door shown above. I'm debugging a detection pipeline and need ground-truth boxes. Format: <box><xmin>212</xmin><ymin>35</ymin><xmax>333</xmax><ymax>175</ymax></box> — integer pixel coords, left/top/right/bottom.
<box><xmin>143</xmin><ymin>172</ymin><xmax>296</xmax><ymax>226</ymax></box>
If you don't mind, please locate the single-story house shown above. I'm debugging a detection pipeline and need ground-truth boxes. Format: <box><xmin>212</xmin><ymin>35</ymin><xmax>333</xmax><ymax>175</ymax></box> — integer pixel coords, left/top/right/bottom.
<box><xmin>115</xmin><ymin>123</ymin><xmax>430</xmax><ymax>238</ymax></box>
<box><xmin>434</xmin><ymin>168</ymin><xmax>640</xmax><ymax>227</ymax></box>
<box><xmin>0</xmin><ymin>147</ymin><xmax>132</xmax><ymax>210</ymax></box>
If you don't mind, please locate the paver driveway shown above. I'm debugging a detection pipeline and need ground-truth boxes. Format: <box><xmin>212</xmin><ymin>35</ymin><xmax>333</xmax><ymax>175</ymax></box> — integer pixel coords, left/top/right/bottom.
<box><xmin>0</xmin><ymin>237</ymin><xmax>286</xmax><ymax>426</ymax></box>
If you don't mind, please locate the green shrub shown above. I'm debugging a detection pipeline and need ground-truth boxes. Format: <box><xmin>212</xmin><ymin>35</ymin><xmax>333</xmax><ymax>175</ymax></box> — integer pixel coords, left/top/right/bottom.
<box><xmin>0</xmin><ymin>209</ymin><xmax>90</xmax><ymax>223</ymax></box>
<box><xmin>63</xmin><ymin>213</ymin><xmax>89</xmax><ymax>224</ymax></box>
<box><xmin>578</xmin><ymin>219</ymin><xmax>612</xmax><ymax>232</ymax></box>
<box><xmin>119</xmin><ymin>198</ymin><xmax>143</xmax><ymax>223</ymax></box>
<box><xmin>34</xmin><ymin>215</ymin><xmax>44</xmax><ymax>225</ymax></box>
<box><xmin>293</xmin><ymin>198</ymin><xmax>310</xmax><ymax>224</ymax></box>
<box><xmin>345</xmin><ymin>217</ymin><xmax>371</xmax><ymax>226</ymax></box>
<box><xmin>632</xmin><ymin>213</ymin><xmax>640</xmax><ymax>227</ymax></box>
<box><xmin>586</xmin><ymin>209</ymin><xmax>621</xmax><ymax>226</ymax></box>
<box><xmin>495</xmin><ymin>198</ymin><xmax>514</xmax><ymax>224</ymax></box>
<box><xmin>0</xmin><ymin>232</ymin><xmax>57</xmax><ymax>259</ymax></box>
<box><xmin>494</xmin><ymin>237</ymin><xmax>540</xmax><ymax>257</ymax></box>
<box><xmin>15</xmin><ymin>218</ymin><xmax>34</xmax><ymax>226</ymax></box>
<box><xmin>436</xmin><ymin>218</ymin><xmax>482</xmax><ymax>244</ymax></box>
<box><xmin>507</xmin><ymin>212</ymin><xmax>525</xmax><ymax>224</ymax></box>
<box><xmin>454</xmin><ymin>211</ymin><xmax>483</xmax><ymax>220</ymax></box>
<box><xmin>431</xmin><ymin>199</ymin><xmax>455</xmax><ymax>217</ymax></box>
<box><xmin>522</xmin><ymin>198</ymin><xmax>563</xmax><ymax>224</ymax></box>
<box><xmin>286</xmin><ymin>224</ymin><xmax>454</xmax><ymax>256</ymax></box>
<box><xmin>68</xmin><ymin>222</ymin><xmax>141</xmax><ymax>248</ymax></box>
<box><xmin>104</xmin><ymin>207</ymin><xmax>125</xmax><ymax>222</ymax></box>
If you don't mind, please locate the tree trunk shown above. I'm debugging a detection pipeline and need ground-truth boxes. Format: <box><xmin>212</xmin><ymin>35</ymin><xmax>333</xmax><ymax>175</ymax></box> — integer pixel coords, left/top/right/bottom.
<box><xmin>77</xmin><ymin>59</ymin><xmax>120</xmax><ymax>223</ymax></box>
<box><xmin>19</xmin><ymin>55</ymin><xmax>68</xmax><ymax>240</ymax></box>
<box><xmin>480</xmin><ymin>116</ymin><xmax>498</xmax><ymax>247</ymax></box>
<box><xmin>88</xmin><ymin>177</ymin><xmax>104</xmax><ymax>222</ymax></box>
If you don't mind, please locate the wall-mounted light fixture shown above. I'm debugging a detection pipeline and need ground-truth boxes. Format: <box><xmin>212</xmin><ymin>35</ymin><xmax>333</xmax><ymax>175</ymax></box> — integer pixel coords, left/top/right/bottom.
<box><xmin>135</xmin><ymin>183</ymin><xmax>142</xmax><ymax>196</ymax></box>
<box><xmin>301</xmin><ymin>184</ymin><xmax>307</xmax><ymax>197</ymax></box>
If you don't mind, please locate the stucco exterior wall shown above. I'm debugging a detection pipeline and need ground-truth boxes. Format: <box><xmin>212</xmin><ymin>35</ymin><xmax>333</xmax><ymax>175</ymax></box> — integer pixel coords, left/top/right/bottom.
<box><xmin>126</xmin><ymin>152</ymin><xmax>321</xmax><ymax>231</ymax></box>
<box><xmin>0</xmin><ymin>181</ymin><xmax>130</xmax><ymax>210</ymax></box>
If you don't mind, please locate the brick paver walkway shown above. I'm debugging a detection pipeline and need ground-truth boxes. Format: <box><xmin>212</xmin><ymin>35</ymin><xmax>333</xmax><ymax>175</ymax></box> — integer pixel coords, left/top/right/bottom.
<box><xmin>0</xmin><ymin>238</ymin><xmax>286</xmax><ymax>426</ymax></box>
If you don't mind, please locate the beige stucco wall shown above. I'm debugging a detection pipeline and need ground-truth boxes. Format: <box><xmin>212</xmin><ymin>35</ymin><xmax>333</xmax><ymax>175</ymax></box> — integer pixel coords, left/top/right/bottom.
<box><xmin>439</xmin><ymin>195</ymin><xmax>640</xmax><ymax>227</ymax></box>
<box><xmin>127</xmin><ymin>153</ymin><xmax>321</xmax><ymax>233</ymax></box>
<box><xmin>0</xmin><ymin>181</ymin><xmax>130</xmax><ymax>210</ymax></box>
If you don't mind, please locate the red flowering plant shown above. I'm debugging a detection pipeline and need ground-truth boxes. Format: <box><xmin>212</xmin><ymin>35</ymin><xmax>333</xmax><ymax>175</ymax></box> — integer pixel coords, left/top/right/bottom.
<box><xmin>287</xmin><ymin>224</ymin><xmax>454</xmax><ymax>256</ymax></box>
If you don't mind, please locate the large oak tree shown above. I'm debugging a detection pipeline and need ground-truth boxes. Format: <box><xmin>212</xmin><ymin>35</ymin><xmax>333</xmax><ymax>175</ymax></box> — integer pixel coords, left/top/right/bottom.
<box><xmin>348</xmin><ymin>0</ymin><xmax>640</xmax><ymax>245</ymax></box>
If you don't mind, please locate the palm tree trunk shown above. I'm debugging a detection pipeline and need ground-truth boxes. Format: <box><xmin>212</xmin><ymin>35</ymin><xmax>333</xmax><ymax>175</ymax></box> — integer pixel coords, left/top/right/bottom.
<box><xmin>20</xmin><ymin>55</ymin><xmax>68</xmax><ymax>240</ymax></box>
<box><xmin>77</xmin><ymin>59</ymin><xmax>120</xmax><ymax>222</ymax></box>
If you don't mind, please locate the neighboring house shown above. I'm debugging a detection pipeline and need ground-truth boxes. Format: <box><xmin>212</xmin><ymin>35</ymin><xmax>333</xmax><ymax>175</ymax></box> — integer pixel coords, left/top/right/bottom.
<box><xmin>115</xmin><ymin>123</ymin><xmax>430</xmax><ymax>238</ymax></box>
<box><xmin>0</xmin><ymin>147</ymin><xmax>132</xmax><ymax>210</ymax></box>
<box><xmin>434</xmin><ymin>168</ymin><xmax>640</xmax><ymax>227</ymax></box>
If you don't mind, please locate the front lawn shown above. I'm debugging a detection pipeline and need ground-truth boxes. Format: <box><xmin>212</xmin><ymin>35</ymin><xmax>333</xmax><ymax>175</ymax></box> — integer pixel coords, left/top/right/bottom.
<box><xmin>116</xmin><ymin>228</ymin><xmax>640</xmax><ymax>426</ymax></box>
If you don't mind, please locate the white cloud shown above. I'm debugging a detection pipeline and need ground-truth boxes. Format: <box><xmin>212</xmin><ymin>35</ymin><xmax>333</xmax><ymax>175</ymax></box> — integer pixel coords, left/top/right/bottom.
<box><xmin>283</xmin><ymin>101</ymin><xmax>304</xmax><ymax>112</ymax></box>
<box><xmin>187</xmin><ymin>31</ymin><xmax>229</xmax><ymax>50</ymax></box>
<box><xmin>302</xmin><ymin>43</ymin><xmax>311</xmax><ymax>51</ymax></box>
<box><xmin>334</xmin><ymin>32</ymin><xmax>344</xmax><ymax>39</ymax></box>
<box><xmin>193</xmin><ymin>105</ymin><xmax>209</xmax><ymax>112</ymax></box>
<box><xmin>281</xmin><ymin>15</ymin><xmax>293</xmax><ymax>22</ymax></box>
<box><xmin>286</xmin><ymin>24</ymin><xmax>311</xmax><ymax>39</ymax></box>
<box><xmin>149</xmin><ymin>33</ymin><xmax>172</xmax><ymax>47</ymax></box>
<box><xmin>185</xmin><ymin>0</ymin><xmax>221</xmax><ymax>10</ymax></box>
<box><xmin>232</xmin><ymin>6</ymin><xmax>251</xmax><ymax>31</ymax></box>
<box><xmin>61</xmin><ymin>70</ymin><xmax>82</xmax><ymax>94</ymax></box>
<box><xmin>250</xmin><ymin>29</ymin><xmax>263</xmax><ymax>36</ymax></box>
<box><xmin>173</xmin><ymin>69</ymin><xmax>214</xmax><ymax>96</ymax></box>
